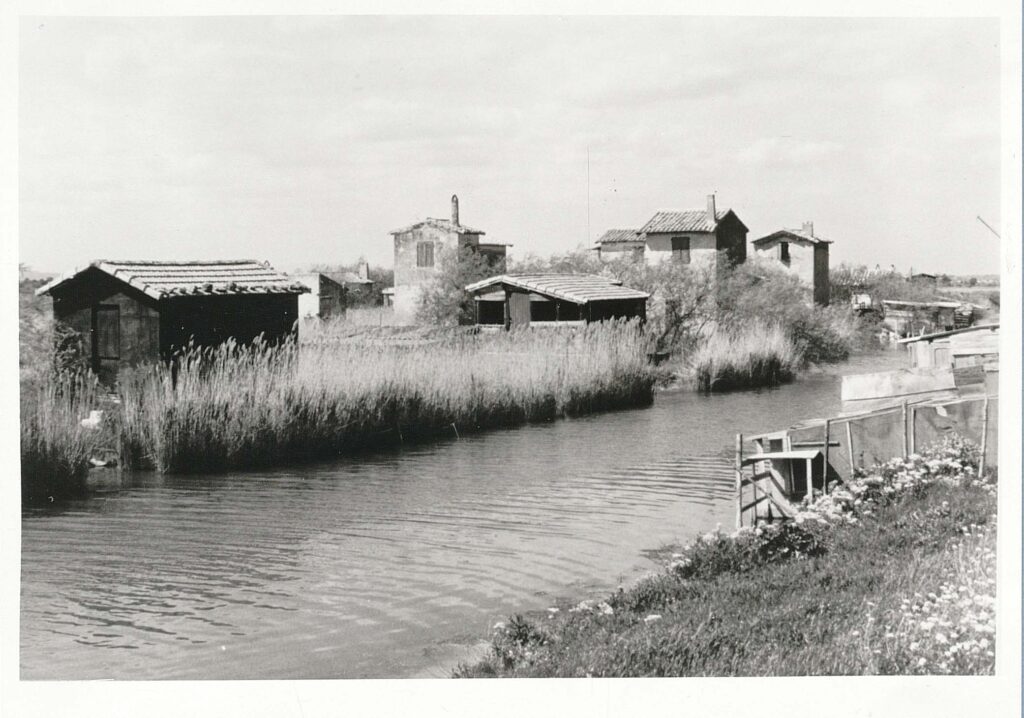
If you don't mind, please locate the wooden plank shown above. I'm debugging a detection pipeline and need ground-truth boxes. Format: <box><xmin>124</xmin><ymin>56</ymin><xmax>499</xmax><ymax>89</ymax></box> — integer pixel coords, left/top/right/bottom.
<box><xmin>735</xmin><ymin>433</ymin><xmax>743</xmax><ymax>529</ymax></box>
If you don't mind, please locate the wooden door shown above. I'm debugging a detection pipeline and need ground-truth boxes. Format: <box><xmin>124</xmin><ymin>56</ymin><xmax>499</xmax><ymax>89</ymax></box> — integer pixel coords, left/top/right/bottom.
<box><xmin>92</xmin><ymin>305</ymin><xmax>120</xmax><ymax>383</ymax></box>
<box><xmin>508</xmin><ymin>292</ymin><xmax>531</xmax><ymax>329</ymax></box>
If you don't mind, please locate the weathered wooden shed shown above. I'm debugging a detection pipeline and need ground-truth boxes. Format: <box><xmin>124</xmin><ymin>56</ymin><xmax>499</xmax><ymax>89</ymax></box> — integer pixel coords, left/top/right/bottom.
<box><xmin>896</xmin><ymin>323</ymin><xmax>1000</xmax><ymax>370</ymax></box>
<box><xmin>36</xmin><ymin>260</ymin><xmax>308</xmax><ymax>384</ymax></box>
<box><xmin>465</xmin><ymin>274</ymin><xmax>648</xmax><ymax>329</ymax></box>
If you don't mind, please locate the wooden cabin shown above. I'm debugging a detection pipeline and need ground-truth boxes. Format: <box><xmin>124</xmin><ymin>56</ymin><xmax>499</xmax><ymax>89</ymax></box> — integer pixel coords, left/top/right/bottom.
<box><xmin>880</xmin><ymin>300</ymin><xmax>964</xmax><ymax>337</ymax></box>
<box><xmin>464</xmin><ymin>274</ymin><xmax>649</xmax><ymax>329</ymax></box>
<box><xmin>36</xmin><ymin>260</ymin><xmax>308</xmax><ymax>385</ymax></box>
<box><xmin>896</xmin><ymin>323</ymin><xmax>999</xmax><ymax>370</ymax></box>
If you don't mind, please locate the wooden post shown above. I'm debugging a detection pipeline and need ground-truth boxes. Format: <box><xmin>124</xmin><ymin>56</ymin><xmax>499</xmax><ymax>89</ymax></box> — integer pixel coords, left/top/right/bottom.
<box><xmin>909</xmin><ymin>406</ymin><xmax>916</xmax><ymax>455</ymax></box>
<box><xmin>805</xmin><ymin>458</ymin><xmax>813</xmax><ymax>503</ymax></box>
<box><xmin>901</xmin><ymin>400</ymin><xmax>909</xmax><ymax>458</ymax></box>
<box><xmin>735</xmin><ymin>433</ymin><xmax>743</xmax><ymax>528</ymax></box>
<box><xmin>845</xmin><ymin>420</ymin><xmax>856</xmax><ymax>475</ymax></box>
<box><xmin>979</xmin><ymin>396</ymin><xmax>990</xmax><ymax>477</ymax></box>
<box><xmin>823</xmin><ymin>419</ymin><xmax>831</xmax><ymax>495</ymax></box>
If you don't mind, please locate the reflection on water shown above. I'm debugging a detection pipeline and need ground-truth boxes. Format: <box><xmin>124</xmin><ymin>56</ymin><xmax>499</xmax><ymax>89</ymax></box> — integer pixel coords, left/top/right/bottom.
<box><xmin>20</xmin><ymin>354</ymin><xmax>899</xmax><ymax>679</ymax></box>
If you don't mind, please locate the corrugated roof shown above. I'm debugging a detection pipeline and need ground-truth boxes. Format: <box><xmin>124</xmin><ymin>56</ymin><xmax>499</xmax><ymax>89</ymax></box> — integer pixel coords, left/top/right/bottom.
<box><xmin>596</xmin><ymin>228</ymin><xmax>641</xmax><ymax>245</ymax></box>
<box><xmin>896</xmin><ymin>323</ymin><xmax>999</xmax><ymax>345</ymax></box>
<box><xmin>752</xmin><ymin>228</ymin><xmax>833</xmax><ymax>245</ymax></box>
<box><xmin>389</xmin><ymin>218</ymin><xmax>485</xmax><ymax>235</ymax></box>
<box><xmin>465</xmin><ymin>274</ymin><xmax>649</xmax><ymax>305</ymax></box>
<box><xmin>37</xmin><ymin>260</ymin><xmax>309</xmax><ymax>300</ymax></box>
<box><xmin>639</xmin><ymin>208</ymin><xmax>738</xmax><ymax>234</ymax></box>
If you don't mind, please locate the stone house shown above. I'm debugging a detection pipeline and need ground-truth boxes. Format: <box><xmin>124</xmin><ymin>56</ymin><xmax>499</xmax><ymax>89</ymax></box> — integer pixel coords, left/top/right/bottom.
<box><xmin>389</xmin><ymin>195</ymin><xmax>508</xmax><ymax>323</ymax></box>
<box><xmin>751</xmin><ymin>222</ymin><xmax>832</xmax><ymax>305</ymax></box>
<box><xmin>595</xmin><ymin>195</ymin><xmax>748</xmax><ymax>270</ymax></box>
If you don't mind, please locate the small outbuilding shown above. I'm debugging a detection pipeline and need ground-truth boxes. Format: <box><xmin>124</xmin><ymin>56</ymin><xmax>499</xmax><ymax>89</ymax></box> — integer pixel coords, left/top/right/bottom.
<box><xmin>36</xmin><ymin>260</ymin><xmax>308</xmax><ymax>384</ymax></box>
<box><xmin>465</xmin><ymin>274</ymin><xmax>648</xmax><ymax>329</ymax></box>
<box><xmin>296</xmin><ymin>273</ymin><xmax>347</xmax><ymax>323</ymax></box>
<box><xmin>751</xmin><ymin>222</ymin><xmax>832</xmax><ymax>305</ymax></box>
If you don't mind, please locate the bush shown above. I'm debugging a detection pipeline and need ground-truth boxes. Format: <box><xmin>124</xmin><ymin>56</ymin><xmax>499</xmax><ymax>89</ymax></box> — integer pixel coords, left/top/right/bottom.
<box><xmin>689</xmin><ymin>323</ymin><xmax>799</xmax><ymax>391</ymax></box>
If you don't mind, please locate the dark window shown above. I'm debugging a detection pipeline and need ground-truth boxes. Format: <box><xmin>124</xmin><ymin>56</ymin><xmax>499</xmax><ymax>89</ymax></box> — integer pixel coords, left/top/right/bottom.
<box><xmin>671</xmin><ymin>236</ymin><xmax>690</xmax><ymax>263</ymax></box>
<box><xmin>779</xmin><ymin>241</ymin><xmax>790</xmax><ymax>263</ymax></box>
<box><xmin>416</xmin><ymin>242</ymin><xmax>435</xmax><ymax>267</ymax></box>
<box><xmin>94</xmin><ymin>305</ymin><xmax>120</xmax><ymax>360</ymax></box>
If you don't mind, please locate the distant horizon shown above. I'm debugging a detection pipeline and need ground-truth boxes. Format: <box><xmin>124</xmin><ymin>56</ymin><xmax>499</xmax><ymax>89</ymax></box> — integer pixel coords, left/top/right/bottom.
<box><xmin>19</xmin><ymin>16</ymin><xmax>1002</xmax><ymax>276</ymax></box>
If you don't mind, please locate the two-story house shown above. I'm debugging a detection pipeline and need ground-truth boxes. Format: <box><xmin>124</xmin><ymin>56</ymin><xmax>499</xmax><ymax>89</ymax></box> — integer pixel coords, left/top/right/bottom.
<box><xmin>389</xmin><ymin>195</ymin><xmax>507</xmax><ymax>323</ymax></box>
<box><xmin>596</xmin><ymin>195</ymin><xmax>748</xmax><ymax>270</ymax></box>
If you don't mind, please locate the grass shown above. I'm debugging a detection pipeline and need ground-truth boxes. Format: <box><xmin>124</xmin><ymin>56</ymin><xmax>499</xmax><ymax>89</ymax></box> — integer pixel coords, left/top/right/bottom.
<box><xmin>455</xmin><ymin>438</ymin><xmax>997</xmax><ymax>677</ymax></box>
<box><xmin>111</xmin><ymin>320</ymin><xmax>655</xmax><ymax>473</ymax></box>
<box><xmin>689</xmin><ymin>323</ymin><xmax>800</xmax><ymax>392</ymax></box>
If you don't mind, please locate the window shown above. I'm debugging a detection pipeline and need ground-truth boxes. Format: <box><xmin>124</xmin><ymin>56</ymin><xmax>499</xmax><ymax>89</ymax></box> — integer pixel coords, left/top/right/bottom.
<box><xmin>671</xmin><ymin>236</ymin><xmax>690</xmax><ymax>264</ymax></box>
<box><xmin>779</xmin><ymin>241</ymin><xmax>790</xmax><ymax>263</ymax></box>
<box><xmin>94</xmin><ymin>305</ymin><xmax>120</xmax><ymax>360</ymax></box>
<box><xmin>416</xmin><ymin>241</ymin><xmax>435</xmax><ymax>268</ymax></box>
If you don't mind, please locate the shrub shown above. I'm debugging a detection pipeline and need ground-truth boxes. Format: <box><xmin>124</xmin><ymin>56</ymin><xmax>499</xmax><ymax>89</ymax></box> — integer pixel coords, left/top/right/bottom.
<box><xmin>689</xmin><ymin>323</ymin><xmax>799</xmax><ymax>391</ymax></box>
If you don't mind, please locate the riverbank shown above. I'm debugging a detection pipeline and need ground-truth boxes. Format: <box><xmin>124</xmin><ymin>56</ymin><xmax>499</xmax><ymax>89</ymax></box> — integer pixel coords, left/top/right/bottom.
<box><xmin>455</xmin><ymin>437</ymin><xmax>996</xmax><ymax>677</ymax></box>
<box><xmin>21</xmin><ymin>321</ymin><xmax>656</xmax><ymax>498</ymax></box>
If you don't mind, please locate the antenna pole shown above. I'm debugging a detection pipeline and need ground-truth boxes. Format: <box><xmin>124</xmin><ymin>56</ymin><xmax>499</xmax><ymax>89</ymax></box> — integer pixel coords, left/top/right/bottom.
<box><xmin>587</xmin><ymin>146</ymin><xmax>591</xmax><ymax>244</ymax></box>
<box><xmin>977</xmin><ymin>216</ymin><xmax>1001</xmax><ymax>239</ymax></box>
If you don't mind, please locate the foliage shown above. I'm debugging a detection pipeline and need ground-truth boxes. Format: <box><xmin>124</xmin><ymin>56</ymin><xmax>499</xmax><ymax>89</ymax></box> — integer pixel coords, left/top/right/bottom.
<box><xmin>830</xmin><ymin>264</ymin><xmax>949</xmax><ymax>305</ymax></box>
<box><xmin>457</xmin><ymin>437</ymin><xmax>996</xmax><ymax>677</ymax></box>
<box><xmin>417</xmin><ymin>246</ymin><xmax>506</xmax><ymax>326</ymax></box>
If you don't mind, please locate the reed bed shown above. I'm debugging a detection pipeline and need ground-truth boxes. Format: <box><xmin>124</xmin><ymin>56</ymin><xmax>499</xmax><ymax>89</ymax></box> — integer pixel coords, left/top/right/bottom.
<box><xmin>20</xmin><ymin>372</ymin><xmax>108</xmax><ymax>503</ymax></box>
<box><xmin>690</xmin><ymin>323</ymin><xmax>799</xmax><ymax>392</ymax></box>
<box><xmin>117</xmin><ymin>321</ymin><xmax>655</xmax><ymax>473</ymax></box>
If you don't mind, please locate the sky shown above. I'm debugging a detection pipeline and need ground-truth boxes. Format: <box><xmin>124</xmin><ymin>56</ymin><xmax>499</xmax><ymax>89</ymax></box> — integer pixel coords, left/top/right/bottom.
<box><xmin>18</xmin><ymin>15</ymin><xmax>1003</xmax><ymax>276</ymax></box>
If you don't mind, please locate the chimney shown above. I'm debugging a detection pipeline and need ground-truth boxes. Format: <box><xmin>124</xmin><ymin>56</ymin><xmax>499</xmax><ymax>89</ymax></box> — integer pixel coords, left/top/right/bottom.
<box><xmin>358</xmin><ymin>261</ymin><xmax>368</xmax><ymax>280</ymax></box>
<box><xmin>802</xmin><ymin>221</ymin><xmax>814</xmax><ymax>237</ymax></box>
<box><xmin>706</xmin><ymin>194</ymin><xmax>717</xmax><ymax>225</ymax></box>
<box><xmin>451</xmin><ymin>194</ymin><xmax>460</xmax><ymax>228</ymax></box>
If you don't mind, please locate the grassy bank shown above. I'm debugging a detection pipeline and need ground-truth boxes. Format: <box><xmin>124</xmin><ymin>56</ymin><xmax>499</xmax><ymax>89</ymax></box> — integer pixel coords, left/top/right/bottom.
<box><xmin>456</xmin><ymin>438</ymin><xmax>996</xmax><ymax>677</ymax></box>
<box><xmin>87</xmin><ymin>321</ymin><xmax>655</xmax><ymax>474</ymax></box>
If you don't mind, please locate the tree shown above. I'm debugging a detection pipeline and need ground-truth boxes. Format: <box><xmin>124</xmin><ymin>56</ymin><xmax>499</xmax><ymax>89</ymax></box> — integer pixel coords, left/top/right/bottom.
<box><xmin>416</xmin><ymin>246</ymin><xmax>504</xmax><ymax>326</ymax></box>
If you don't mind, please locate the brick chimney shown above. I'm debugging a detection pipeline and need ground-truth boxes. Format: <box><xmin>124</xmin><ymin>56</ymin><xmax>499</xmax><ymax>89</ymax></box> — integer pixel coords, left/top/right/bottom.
<box><xmin>706</xmin><ymin>194</ymin><xmax>717</xmax><ymax>226</ymax></box>
<box><xmin>802</xmin><ymin>221</ymin><xmax>814</xmax><ymax>237</ymax></box>
<box><xmin>451</xmin><ymin>194</ymin><xmax>460</xmax><ymax>228</ymax></box>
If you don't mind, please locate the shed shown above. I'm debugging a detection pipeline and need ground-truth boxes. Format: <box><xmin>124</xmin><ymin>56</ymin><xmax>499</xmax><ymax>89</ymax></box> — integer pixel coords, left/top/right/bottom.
<box><xmin>464</xmin><ymin>274</ymin><xmax>649</xmax><ymax>329</ymax></box>
<box><xmin>751</xmin><ymin>222</ymin><xmax>832</xmax><ymax>305</ymax></box>
<box><xmin>880</xmin><ymin>300</ymin><xmax>964</xmax><ymax>337</ymax></box>
<box><xmin>897</xmin><ymin>323</ymin><xmax>999</xmax><ymax>371</ymax></box>
<box><xmin>36</xmin><ymin>260</ymin><xmax>308</xmax><ymax>384</ymax></box>
<box><xmin>295</xmin><ymin>273</ymin><xmax>347</xmax><ymax>322</ymax></box>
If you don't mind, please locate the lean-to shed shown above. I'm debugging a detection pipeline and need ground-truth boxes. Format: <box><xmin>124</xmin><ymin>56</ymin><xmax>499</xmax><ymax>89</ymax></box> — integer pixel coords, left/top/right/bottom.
<box><xmin>36</xmin><ymin>260</ymin><xmax>308</xmax><ymax>384</ymax></box>
<box><xmin>465</xmin><ymin>274</ymin><xmax>648</xmax><ymax>329</ymax></box>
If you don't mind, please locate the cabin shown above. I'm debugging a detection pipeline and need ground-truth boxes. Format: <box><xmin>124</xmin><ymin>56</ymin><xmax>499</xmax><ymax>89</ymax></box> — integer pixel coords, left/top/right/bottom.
<box><xmin>295</xmin><ymin>273</ymin><xmax>347</xmax><ymax>324</ymax></box>
<box><xmin>465</xmin><ymin>274</ymin><xmax>648</xmax><ymax>329</ymax></box>
<box><xmin>389</xmin><ymin>194</ymin><xmax>509</xmax><ymax>323</ymax></box>
<box><xmin>751</xmin><ymin>222</ymin><xmax>832</xmax><ymax>305</ymax></box>
<box><xmin>36</xmin><ymin>260</ymin><xmax>308</xmax><ymax>385</ymax></box>
<box><xmin>880</xmin><ymin>300</ymin><xmax>964</xmax><ymax>337</ymax></box>
<box><xmin>595</xmin><ymin>195</ymin><xmax>748</xmax><ymax>269</ymax></box>
<box><xmin>328</xmin><ymin>262</ymin><xmax>377</xmax><ymax>305</ymax></box>
<box><xmin>897</xmin><ymin>323</ymin><xmax>1000</xmax><ymax>370</ymax></box>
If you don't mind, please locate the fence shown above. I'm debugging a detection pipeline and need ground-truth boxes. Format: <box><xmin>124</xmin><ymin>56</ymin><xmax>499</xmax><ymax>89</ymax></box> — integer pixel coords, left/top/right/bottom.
<box><xmin>735</xmin><ymin>392</ymin><xmax>997</xmax><ymax>528</ymax></box>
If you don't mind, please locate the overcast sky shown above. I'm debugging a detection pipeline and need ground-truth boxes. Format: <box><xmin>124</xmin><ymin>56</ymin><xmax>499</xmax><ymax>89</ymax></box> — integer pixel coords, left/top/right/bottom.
<box><xmin>19</xmin><ymin>15</ymin><xmax>1002</xmax><ymax>275</ymax></box>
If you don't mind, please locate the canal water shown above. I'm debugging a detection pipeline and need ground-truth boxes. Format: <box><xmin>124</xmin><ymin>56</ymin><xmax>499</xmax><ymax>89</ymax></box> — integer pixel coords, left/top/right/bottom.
<box><xmin>20</xmin><ymin>354</ymin><xmax>898</xmax><ymax>680</ymax></box>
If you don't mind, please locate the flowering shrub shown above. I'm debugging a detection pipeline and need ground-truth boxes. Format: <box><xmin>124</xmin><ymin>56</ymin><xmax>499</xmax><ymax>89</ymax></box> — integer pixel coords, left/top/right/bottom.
<box><xmin>490</xmin><ymin>614</ymin><xmax>552</xmax><ymax>669</ymax></box>
<box><xmin>665</xmin><ymin>437</ymin><xmax>986</xmax><ymax>581</ymax></box>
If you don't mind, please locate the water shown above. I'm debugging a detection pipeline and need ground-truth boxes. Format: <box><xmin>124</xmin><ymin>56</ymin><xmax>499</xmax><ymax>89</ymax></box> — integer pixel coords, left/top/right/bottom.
<box><xmin>20</xmin><ymin>355</ymin><xmax>898</xmax><ymax>679</ymax></box>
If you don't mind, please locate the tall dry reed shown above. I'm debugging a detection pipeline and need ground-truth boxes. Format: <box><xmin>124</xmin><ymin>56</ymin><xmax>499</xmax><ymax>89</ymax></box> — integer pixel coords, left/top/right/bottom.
<box><xmin>20</xmin><ymin>372</ymin><xmax>108</xmax><ymax>502</ymax></box>
<box><xmin>690</xmin><ymin>322</ymin><xmax>799</xmax><ymax>392</ymax></box>
<box><xmin>118</xmin><ymin>321</ymin><xmax>655</xmax><ymax>473</ymax></box>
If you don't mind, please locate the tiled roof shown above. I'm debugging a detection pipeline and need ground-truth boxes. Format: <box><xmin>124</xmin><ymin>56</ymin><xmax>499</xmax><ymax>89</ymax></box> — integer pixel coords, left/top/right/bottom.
<box><xmin>596</xmin><ymin>228</ymin><xmax>641</xmax><ymax>245</ymax></box>
<box><xmin>752</xmin><ymin>228</ymin><xmax>833</xmax><ymax>245</ymax></box>
<box><xmin>389</xmin><ymin>218</ymin><xmax>485</xmax><ymax>235</ymax></box>
<box><xmin>639</xmin><ymin>209</ymin><xmax>734</xmax><ymax>234</ymax></box>
<box><xmin>37</xmin><ymin>260</ymin><xmax>309</xmax><ymax>300</ymax></box>
<box><xmin>465</xmin><ymin>273</ymin><xmax>649</xmax><ymax>305</ymax></box>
